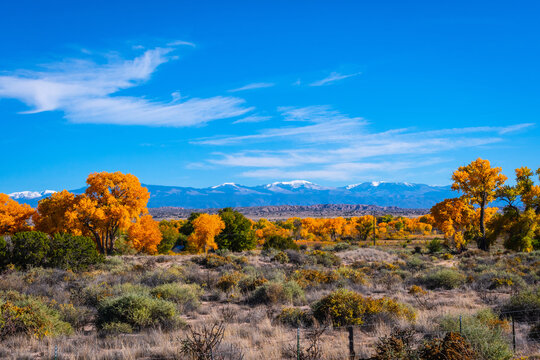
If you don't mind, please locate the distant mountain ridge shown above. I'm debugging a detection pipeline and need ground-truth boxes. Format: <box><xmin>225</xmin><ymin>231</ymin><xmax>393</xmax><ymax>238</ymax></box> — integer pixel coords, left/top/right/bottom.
<box><xmin>7</xmin><ymin>180</ymin><xmax>456</xmax><ymax>209</ymax></box>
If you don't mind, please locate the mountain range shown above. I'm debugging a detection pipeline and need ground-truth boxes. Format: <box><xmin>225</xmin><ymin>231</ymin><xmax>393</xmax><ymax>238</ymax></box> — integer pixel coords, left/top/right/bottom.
<box><xmin>7</xmin><ymin>180</ymin><xmax>456</xmax><ymax>209</ymax></box>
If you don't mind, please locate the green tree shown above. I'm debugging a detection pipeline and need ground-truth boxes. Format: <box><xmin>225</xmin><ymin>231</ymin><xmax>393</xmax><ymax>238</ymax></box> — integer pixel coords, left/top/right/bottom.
<box><xmin>11</xmin><ymin>231</ymin><xmax>50</xmax><ymax>269</ymax></box>
<box><xmin>216</xmin><ymin>208</ymin><xmax>256</xmax><ymax>251</ymax></box>
<box><xmin>47</xmin><ymin>233</ymin><xmax>103</xmax><ymax>270</ymax></box>
<box><xmin>0</xmin><ymin>236</ymin><xmax>9</xmax><ymax>270</ymax></box>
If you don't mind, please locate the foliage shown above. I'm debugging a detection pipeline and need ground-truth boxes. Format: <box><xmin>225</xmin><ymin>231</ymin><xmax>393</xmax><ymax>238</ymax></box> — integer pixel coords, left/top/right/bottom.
<box><xmin>263</xmin><ymin>234</ymin><xmax>299</xmax><ymax>251</ymax></box>
<box><xmin>308</xmin><ymin>250</ymin><xmax>341</xmax><ymax>267</ymax></box>
<box><xmin>127</xmin><ymin>214</ymin><xmax>162</xmax><ymax>254</ymax></box>
<box><xmin>0</xmin><ymin>236</ymin><xmax>8</xmax><ymax>271</ymax></box>
<box><xmin>64</xmin><ymin>172</ymin><xmax>151</xmax><ymax>255</ymax></box>
<box><xmin>0</xmin><ymin>292</ymin><xmax>72</xmax><ymax>339</ymax></box>
<box><xmin>33</xmin><ymin>190</ymin><xmax>78</xmax><ymax>235</ymax></box>
<box><xmin>0</xmin><ymin>194</ymin><xmax>35</xmax><ymax>236</ymax></box>
<box><xmin>272</xmin><ymin>251</ymin><xmax>289</xmax><ymax>264</ymax></box>
<box><xmin>277</xmin><ymin>307</ymin><xmax>314</xmax><ymax>327</ymax></box>
<box><xmin>181</xmin><ymin>322</ymin><xmax>225</xmax><ymax>360</ymax></box>
<box><xmin>500</xmin><ymin>287</ymin><xmax>540</xmax><ymax>323</ymax></box>
<box><xmin>417</xmin><ymin>332</ymin><xmax>478</xmax><ymax>360</ymax></box>
<box><xmin>422</xmin><ymin>268</ymin><xmax>466</xmax><ymax>290</ymax></box>
<box><xmin>47</xmin><ymin>233</ymin><xmax>103</xmax><ymax>270</ymax></box>
<box><xmin>250</xmin><ymin>280</ymin><xmax>304</xmax><ymax>305</ymax></box>
<box><xmin>292</xmin><ymin>269</ymin><xmax>338</xmax><ymax>288</ymax></box>
<box><xmin>158</xmin><ymin>220</ymin><xmax>183</xmax><ymax>254</ymax></box>
<box><xmin>10</xmin><ymin>231</ymin><xmax>50</xmax><ymax>270</ymax></box>
<box><xmin>97</xmin><ymin>293</ymin><xmax>181</xmax><ymax>331</ymax></box>
<box><xmin>188</xmin><ymin>213</ymin><xmax>225</xmax><ymax>253</ymax></box>
<box><xmin>426</xmin><ymin>238</ymin><xmax>443</xmax><ymax>253</ymax></box>
<box><xmin>439</xmin><ymin>309</ymin><xmax>513</xmax><ymax>360</ymax></box>
<box><xmin>150</xmin><ymin>283</ymin><xmax>201</xmax><ymax>312</ymax></box>
<box><xmin>216</xmin><ymin>208</ymin><xmax>256</xmax><ymax>252</ymax></box>
<box><xmin>451</xmin><ymin>158</ymin><xmax>507</xmax><ymax>250</ymax></box>
<box><xmin>312</xmin><ymin>289</ymin><xmax>415</xmax><ymax>327</ymax></box>
<box><xmin>216</xmin><ymin>271</ymin><xmax>244</xmax><ymax>293</ymax></box>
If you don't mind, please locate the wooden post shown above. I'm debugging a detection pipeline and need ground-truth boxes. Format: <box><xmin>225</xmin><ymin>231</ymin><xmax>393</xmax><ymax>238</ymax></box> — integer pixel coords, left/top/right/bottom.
<box><xmin>512</xmin><ymin>315</ymin><xmax>516</xmax><ymax>353</ymax></box>
<box><xmin>348</xmin><ymin>326</ymin><xmax>355</xmax><ymax>360</ymax></box>
<box><xmin>459</xmin><ymin>315</ymin><xmax>462</xmax><ymax>334</ymax></box>
<box><xmin>297</xmin><ymin>327</ymin><xmax>300</xmax><ymax>360</ymax></box>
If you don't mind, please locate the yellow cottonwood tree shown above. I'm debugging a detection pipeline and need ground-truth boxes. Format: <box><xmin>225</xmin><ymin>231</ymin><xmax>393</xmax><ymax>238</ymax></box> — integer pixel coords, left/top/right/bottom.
<box><xmin>128</xmin><ymin>215</ymin><xmax>162</xmax><ymax>254</ymax></box>
<box><xmin>34</xmin><ymin>190</ymin><xmax>80</xmax><ymax>235</ymax></box>
<box><xmin>452</xmin><ymin>158</ymin><xmax>506</xmax><ymax>250</ymax></box>
<box><xmin>188</xmin><ymin>213</ymin><xmax>225</xmax><ymax>253</ymax></box>
<box><xmin>0</xmin><ymin>194</ymin><xmax>35</xmax><ymax>235</ymax></box>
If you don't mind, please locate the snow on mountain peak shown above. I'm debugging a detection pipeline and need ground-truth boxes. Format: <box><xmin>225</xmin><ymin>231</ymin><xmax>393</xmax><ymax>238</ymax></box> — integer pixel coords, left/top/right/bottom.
<box><xmin>8</xmin><ymin>190</ymin><xmax>57</xmax><ymax>199</ymax></box>
<box><xmin>211</xmin><ymin>182</ymin><xmax>238</xmax><ymax>189</ymax></box>
<box><xmin>266</xmin><ymin>180</ymin><xmax>318</xmax><ymax>189</ymax></box>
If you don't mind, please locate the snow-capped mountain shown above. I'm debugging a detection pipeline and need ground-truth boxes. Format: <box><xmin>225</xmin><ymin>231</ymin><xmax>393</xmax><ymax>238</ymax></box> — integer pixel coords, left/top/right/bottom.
<box><xmin>8</xmin><ymin>190</ymin><xmax>56</xmax><ymax>200</ymax></box>
<box><xmin>6</xmin><ymin>181</ymin><xmax>456</xmax><ymax>209</ymax></box>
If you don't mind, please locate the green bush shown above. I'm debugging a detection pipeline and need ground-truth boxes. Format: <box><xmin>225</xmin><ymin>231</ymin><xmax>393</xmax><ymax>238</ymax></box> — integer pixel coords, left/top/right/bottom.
<box><xmin>11</xmin><ymin>231</ymin><xmax>50</xmax><ymax>269</ymax></box>
<box><xmin>426</xmin><ymin>238</ymin><xmax>443</xmax><ymax>254</ymax></box>
<box><xmin>216</xmin><ymin>208</ymin><xmax>257</xmax><ymax>251</ymax></box>
<box><xmin>47</xmin><ymin>233</ymin><xmax>102</xmax><ymax>271</ymax></box>
<box><xmin>308</xmin><ymin>250</ymin><xmax>341</xmax><ymax>267</ymax></box>
<box><xmin>97</xmin><ymin>294</ymin><xmax>182</xmax><ymax>331</ymax></box>
<box><xmin>422</xmin><ymin>268</ymin><xmax>466</xmax><ymax>289</ymax></box>
<box><xmin>312</xmin><ymin>289</ymin><xmax>416</xmax><ymax>327</ymax></box>
<box><xmin>277</xmin><ymin>307</ymin><xmax>314</xmax><ymax>327</ymax></box>
<box><xmin>500</xmin><ymin>287</ymin><xmax>540</xmax><ymax>322</ymax></box>
<box><xmin>0</xmin><ymin>236</ymin><xmax>8</xmax><ymax>271</ymax></box>
<box><xmin>439</xmin><ymin>309</ymin><xmax>513</xmax><ymax>360</ymax></box>
<box><xmin>0</xmin><ymin>291</ymin><xmax>72</xmax><ymax>339</ymax></box>
<box><xmin>250</xmin><ymin>280</ymin><xmax>304</xmax><ymax>305</ymax></box>
<box><xmin>263</xmin><ymin>234</ymin><xmax>299</xmax><ymax>251</ymax></box>
<box><xmin>100</xmin><ymin>321</ymin><xmax>133</xmax><ymax>335</ymax></box>
<box><xmin>475</xmin><ymin>270</ymin><xmax>526</xmax><ymax>291</ymax></box>
<box><xmin>272</xmin><ymin>251</ymin><xmax>289</xmax><ymax>264</ymax></box>
<box><xmin>150</xmin><ymin>283</ymin><xmax>201</xmax><ymax>312</ymax></box>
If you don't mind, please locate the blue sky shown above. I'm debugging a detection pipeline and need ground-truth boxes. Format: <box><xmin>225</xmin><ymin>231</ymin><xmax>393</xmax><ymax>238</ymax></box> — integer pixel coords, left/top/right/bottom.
<box><xmin>0</xmin><ymin>0</ymin><xmax>539</xmax><ymax>193</ymax></box>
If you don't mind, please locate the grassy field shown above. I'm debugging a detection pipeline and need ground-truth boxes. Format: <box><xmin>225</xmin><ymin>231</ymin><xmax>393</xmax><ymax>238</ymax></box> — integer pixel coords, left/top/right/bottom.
<box><xmin>0</xmin><ymin>243</ymin><xmax>539</xmax><ymax>359</ymax></box>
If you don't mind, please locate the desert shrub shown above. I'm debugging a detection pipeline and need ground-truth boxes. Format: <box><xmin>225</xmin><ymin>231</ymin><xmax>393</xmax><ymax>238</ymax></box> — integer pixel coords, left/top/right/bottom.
<box><xmin>10</xmin><ymin>231</ymin><xmax>50</xmax><ymax>269</ymax></box>
<box><xmin>97</xmin><ymin>294</ymin><xmax>181</xmax><ymax>331</ymax></box>
<box><xmin>276</xmin><ymin>307</ymin><xmax>314</xmax><ymax>327</ymax></box>
<box><xmin>57</xmin><ymin>303</ymin><xmax>93</xmax><ymax>331</ymax></box>
<box><xmin>272</xmin><ymin>251</ymin><xmax>289</xmax><ymax>264</ymax></box>
<box><xmin>439</xmin><ymin>309</ymin><xmax>512</xmax><ymax>360</ymax></box>
<box><xmin>406</xmin><ymin>256</ymin><xmax>426</xmax><ymax>271</ymax></box>
<box><xmin>216</xmin><ymin>271</ymin><xmax>244</xmax><ymax>293</ymax></box>
<box><xmin>421</xmin><ymin>268</ymin><xmax>466</xmax><ymax>289</ymax></box>
<box><xmin>285</xmin><ymin>250</ymin><xmax>308</xmax><ymax>265</ymax></box>
<box><xmin>529</xmin><ymin>322</ymin><xmax>540</xmax><ymax>342</ymax></box>
<box><xmin>263</xmin><ymin>234</ymin><xmax>299</xmax><ymax>251</ymax></box>
<box><xmin>198</xmin><ymin>254</ymin><xmax>234</xmax><ymax>269</ymax></box>
<box><xmin>250</xmin><ymin>280</ymin><xmax>304</xmax><ymax>305</ymax></box>
<box><xmin>500</xmin><ymin>287</ymin><xmax>540</xmax><ymax>322</ymax></box>
<box><xmin>418</xmin><ymin>332</ymin><xmax>478</xmax><ymax>360</ymax></box>
<box><xmin>292</xmin><ymin>269</ymin><xmax>338</xmax><ymax>288</ymax></box>
<box><xmin>475</xmin><ymin>270</ymin><xmax>527</xmax><ymax>291</ymax></box>
<box><xmin>426</xmin><ymin>238</ymin><xmax>443</xmax><ymax>253</ymax></box>
<box><xmin>335</xmin><ymin>266</ymin><xmax>366</xmax><ymax>284</ymax></box>
<box><xmin>76</xmin><ymin>282</ymin><xmax>114</xmax><ymax>307</ymax></box>
<box><xmin>150</xmin><ymin>283</ymin><xmax>201</xmax><ymax>312</ymax></box>
<box><xmin>442</xmin><ymin>253</ymin><xmax>454</xmax><ymax>260</ymax></box>
<box><xmin>0</xmin><ymin>237</ymin><xmax>8</xmax><ymax>271</ymax></box>
<box><xmin>312</xmin><ymin>289</ymin><xmax>415</xmax><ymax>327</ymax></box>
<box><xmin>47</xmin><ymin>233</ymin><xmax>103</xmax><ymax>271</ymax></box>
<box><xmin>0</xmin><ymin>291</ymin><xmax>72</xmax><ymax>339</ymax></box>
<box><xmin>308</xmin><ymin>250</ymin><xmax>341</xmax><ymax>267</ymax></box>
<box><xmin>238</xmin><ymin>274</ymin><xmax>267</xmax><ymax>293</ymax></box>
<box><xmin>371</xmin><ymin>329</ymin><xmax>416</xmax><ymax>360</ymax></box>
<box><xmin>333</xmin><ymin>242</ymin><xmax>352</xmax><ymax>252</ymax></box>
<box><xmin>100</xmin><ymin>321</ymin><xmax>133</xmax><ymax>335</ymax></box>
<box><xmin>141</xmin><ymin>265</ymin><xmax>185</xmax><ymax>286</ymax></box>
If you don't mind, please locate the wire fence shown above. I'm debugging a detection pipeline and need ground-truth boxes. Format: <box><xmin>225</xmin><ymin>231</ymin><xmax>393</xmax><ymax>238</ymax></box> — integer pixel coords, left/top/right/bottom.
<box><xmin>44</xmin><ymin>307</ymin><xmax>540</xmax><ymax>360</ymax></box>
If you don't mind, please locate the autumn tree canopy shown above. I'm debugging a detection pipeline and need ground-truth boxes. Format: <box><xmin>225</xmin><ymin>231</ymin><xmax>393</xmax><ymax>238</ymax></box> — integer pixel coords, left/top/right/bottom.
<box><xmin>0</xmin><ymin>193</ymin><xmax>35</xmax><ymax>235</ymax></box>
<box><xmin>33</xmin><ymin>190</ymin><xmax>79</xmax><ymax>235</ymax></box>
<box><xmin>128</xmin><ymin>215</ymin><xmax>162</xmax><ymax>254</ymax></box>
<box><xmin>188</xmin><ymin>213</ymin><xmax>225</xmax><ymax>253</ymax></box>
<box><xmin>451</xmin><ymin>158</ymin><xmax>506</xmax><ymax>250</ymax></box>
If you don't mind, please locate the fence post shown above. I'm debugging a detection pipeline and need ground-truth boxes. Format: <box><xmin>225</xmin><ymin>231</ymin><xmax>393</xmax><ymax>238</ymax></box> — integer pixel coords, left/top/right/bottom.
<box><xmin>348</xmin><ymin>326</ymin><xmax>355</xmax><ymax>360</ymax></box>
<box><xmin>297</xmin><ymin>327</ymin><xmax>300</xmax><ymax>360</ymax></box>
<box><xmin>512</xmin><ymin>315</ymin><xmax>516</xmax><ymax>353</ymax></box>
<box><xmin>54</xmin><ymin>344</ymin><xmax>58</xmax><ymax>360</ymax></box>
<box><xmin>459</xmin><ymin>315</ymin><xmax>462</xmax><ymax>334</ymax></box>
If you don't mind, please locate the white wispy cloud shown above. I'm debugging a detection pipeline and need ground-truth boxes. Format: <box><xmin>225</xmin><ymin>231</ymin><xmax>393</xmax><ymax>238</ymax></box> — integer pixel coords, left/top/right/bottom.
<box><xmin>309</xmin><ymin>71</ymin><xmax>361</xmax><ymax>86</ymax></box>
<box><xmin>0</xmin><ymin>45</ymin><xmax>251</xmax><ymax>126</ymax></box>
<box><xmin>196</xmin><ymin>105</ymin><xmax>532</xmax><ymax>181</ymax></box>
<box><xmin>228</xmin><ymin>82</ymin><xmax>275</xmax><ymax>92</ymax></box>
<box><xmin>232</xmin><ymin>115</ymin><xmax>272</xmax><ymax>124</ymax></box>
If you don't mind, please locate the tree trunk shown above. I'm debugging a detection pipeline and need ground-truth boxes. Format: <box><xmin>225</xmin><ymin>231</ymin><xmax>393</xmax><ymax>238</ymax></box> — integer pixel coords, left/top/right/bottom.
<box><xmin>478</xmin><ymin>193</ymin><xmax>488</xmax><ymax>251</ymax></box>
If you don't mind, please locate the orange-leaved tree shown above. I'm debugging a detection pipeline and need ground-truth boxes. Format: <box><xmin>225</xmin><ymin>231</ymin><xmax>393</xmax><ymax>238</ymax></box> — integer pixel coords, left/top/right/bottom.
<box><xmin>451</xmin><ymin>158</ymin><xmax>506</xmax><ymax>250</ymax></box>
<box><xmin>66</xmin><ymin>172</ymin><xmax>150</xmax><ymax>255</ymax></box>
<box><xmin>0</xmin><ymin>193</ymin><xmax>35</xmax><ymax>235</ymax></box>
<box><xmin>128</xmin><ymin>215</ymin><xmax>162</xmax><ymax>254</ymax></box>
<box><xmin>188</xmin><ymin>213</ymin><xmax>225</xmax><ymax>253</ymax></box>
<box><xmin>34</xmin><ymin>190</ymin><xmax>80</xmax><ymax>235</ymax></box>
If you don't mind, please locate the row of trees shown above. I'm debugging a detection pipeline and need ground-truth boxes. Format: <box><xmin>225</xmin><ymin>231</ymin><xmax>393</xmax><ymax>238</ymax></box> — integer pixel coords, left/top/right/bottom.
<box><xmin>430</xmin><ymin>158</ymin><xmax>540</xmax><ymax>252</ymax></box>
